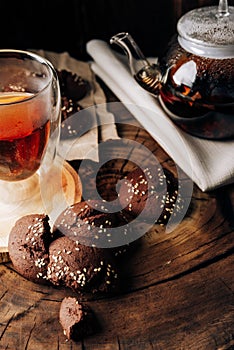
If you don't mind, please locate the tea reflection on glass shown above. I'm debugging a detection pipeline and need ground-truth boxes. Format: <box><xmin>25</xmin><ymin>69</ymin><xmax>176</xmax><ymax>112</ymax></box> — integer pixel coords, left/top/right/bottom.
<box><xmin>0</xmin><ymin>48</ymin><xmax>61</xmax><ymax>218</ymax></box>
<box><xmin>0</xmin><ymin>50</ymin><xmax>61</xmax><ymax>184</ymax></box>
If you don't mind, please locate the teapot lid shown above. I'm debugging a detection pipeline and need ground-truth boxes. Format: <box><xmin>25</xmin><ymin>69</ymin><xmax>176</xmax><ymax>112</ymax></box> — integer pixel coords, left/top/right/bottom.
<box><xmin>177</xmin><ymin>2</ymin><xmax>234</xmax><ymax>58</ymax></box>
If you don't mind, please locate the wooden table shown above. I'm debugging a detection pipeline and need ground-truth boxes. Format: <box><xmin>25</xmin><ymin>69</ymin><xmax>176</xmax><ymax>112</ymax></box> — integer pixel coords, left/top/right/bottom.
<box><xmin>0</xmin><ymin>81</ymin><xmax>233</xmax><ymax>350</ymax></box>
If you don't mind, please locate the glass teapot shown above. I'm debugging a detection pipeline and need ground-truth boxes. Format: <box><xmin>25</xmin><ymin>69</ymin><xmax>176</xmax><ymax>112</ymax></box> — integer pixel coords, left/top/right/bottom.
<box><xmin>110</xmin><ymin>0</ymin><xmax>234</xmax><ymax>140</ymax></box>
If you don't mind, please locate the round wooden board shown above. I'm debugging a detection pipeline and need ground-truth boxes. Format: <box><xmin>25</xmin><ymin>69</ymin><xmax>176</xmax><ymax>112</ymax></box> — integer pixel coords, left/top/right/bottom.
<box><xmin>0</xmin><ymin>160</ymin><xmax>82</xmax><ymax>263</ymax></box>
<box><xmin>0</xmin><ymin>120</ymin><xmax>233</xmax><ymax>349</ymax></box>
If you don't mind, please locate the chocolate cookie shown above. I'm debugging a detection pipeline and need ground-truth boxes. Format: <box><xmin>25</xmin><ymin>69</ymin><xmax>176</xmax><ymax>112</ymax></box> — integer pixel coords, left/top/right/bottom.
<box><xmin>118</xmin><ymin>166</ymin><xmax>184</xmax><ymax>225</ymax></box>
<box><xmin>57</xmin><ymin>69</ymin><xmax>94</xmax><ymax>139</ymax></box>
<box><xmin>57</xmin><ymin>68</ymin><xmax>88</xmax><ymax>129</ymax></box>
<box><xmin>57</xmin><ymin>69</ymin><xmax>89</xmax><ymax>105</ymax></box>
<box><xmin>8</xmin><ymin>214</ymin><xmax>52</xmax><ymax>283</ymax></box>
<box><xmin>53</xmin><ymin>199</ymin><xmax>134</xmax><ymax>249</ymax></box>
<box><xmin>60</xmin><ymin>95</ymin><xmax>83</xmax><ymax>122</ymax></box>
<box><xmin>59</xmin><ymin>297</ymin><xmax>95</xmax><ymax>341</ymax></box>
<box><xmin>47</xmin><ymin>235</ymin><xmax>120</xmax><ymax>294</ymax></box>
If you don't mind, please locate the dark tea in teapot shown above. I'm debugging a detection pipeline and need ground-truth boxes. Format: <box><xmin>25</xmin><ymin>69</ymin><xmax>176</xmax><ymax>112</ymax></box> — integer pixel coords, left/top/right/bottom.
<box><xmin>111</xmin><ymin>1</ymin><xmax>234</xmax><ymax>140</ymax></box>
<box><xmin>152</xmin><ymin>39</ymin><xmax>233</xmax><ymax>139</ymax></box>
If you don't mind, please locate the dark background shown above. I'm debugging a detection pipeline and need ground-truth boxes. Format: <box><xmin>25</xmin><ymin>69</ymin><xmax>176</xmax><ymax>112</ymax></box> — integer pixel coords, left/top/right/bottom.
<box><xmin>1</xmin><ymin>0</ymin><xmax>233</xmax><ymax>60</ymax></box>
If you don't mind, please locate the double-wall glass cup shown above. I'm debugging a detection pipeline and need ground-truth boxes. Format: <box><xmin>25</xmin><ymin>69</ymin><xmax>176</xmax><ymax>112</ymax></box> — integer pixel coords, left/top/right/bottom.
<box><xmin>0</xmin><ymin>49</ymin><xmax>61</xmax><ymax>246</ymax></box>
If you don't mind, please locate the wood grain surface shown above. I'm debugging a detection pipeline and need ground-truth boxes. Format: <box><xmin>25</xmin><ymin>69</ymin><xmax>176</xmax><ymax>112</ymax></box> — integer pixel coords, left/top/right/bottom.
<box><xmin>1</xmin><ymin>2</ymin><xmax>234</xmax><ymax>348</ymax></box>
<box><xmin>0</xmin><ymin>86</ymin><xmax>233</xmax><ymax>349</ymax></box>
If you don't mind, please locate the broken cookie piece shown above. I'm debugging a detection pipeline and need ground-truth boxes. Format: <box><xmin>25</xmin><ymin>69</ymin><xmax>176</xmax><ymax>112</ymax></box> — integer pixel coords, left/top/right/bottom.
<box><xmin>59</xmin><ymin>296</ymin><xmax>95</xmax><ymax>341</ymax></box>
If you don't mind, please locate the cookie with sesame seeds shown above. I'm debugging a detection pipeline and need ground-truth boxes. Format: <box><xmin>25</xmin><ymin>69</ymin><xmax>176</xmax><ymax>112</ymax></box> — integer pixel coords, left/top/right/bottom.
<box><xmin>60</xmin><ymin>95</ymin><xmax>83</xmax><ymax>121</ymax></box>
<box><xmin>8</xmin><ymin>214</ymin><xmax>53</xmax><ymax>284</ymax></box>
<box><xmin>57</xmin><ymin>69</ymin><xmax>89</xmax><ymax>104</ymax></box>
<box><xmin>53</xmin><ymin>199</ymin><xmax>132</xmax><ymax>249</ymax></box>
<box><xmin>56</xmin><ymin>69</ymin><xmax>94</xmax><ymax>139</ymax></box>
<box><xmin>118</xmin><ymin>166</ymin><xmax>183</xmax><ymax>225</ymax></box>
<box><xmin>47</xmin><ymin>236</ymin><xmax>120</xmax><ymax>294</ymax></box>
<box><xmin>59</xmin><ymin>297</ymin><xmax>96</xmax><ymax>341</ymax></box>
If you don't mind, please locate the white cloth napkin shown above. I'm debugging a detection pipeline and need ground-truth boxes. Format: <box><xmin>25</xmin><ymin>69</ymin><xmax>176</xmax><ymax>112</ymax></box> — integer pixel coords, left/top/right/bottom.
<box><xmin>86</xmin><ymin>39</ymin><xmax>234</xmax><ymax>192</ymax></box>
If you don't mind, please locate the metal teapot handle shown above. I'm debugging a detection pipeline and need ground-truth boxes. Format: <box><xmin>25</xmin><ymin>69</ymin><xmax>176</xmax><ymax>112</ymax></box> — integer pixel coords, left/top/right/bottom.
<box><xmin>110</xmin><ymin>32</ymin><xmax>151</xmax><ymax>76</ymax></box>
<box><xmin>110</xmin><ymin>32</ymin><xmax>163</xmax><ymax>96</ymax></box>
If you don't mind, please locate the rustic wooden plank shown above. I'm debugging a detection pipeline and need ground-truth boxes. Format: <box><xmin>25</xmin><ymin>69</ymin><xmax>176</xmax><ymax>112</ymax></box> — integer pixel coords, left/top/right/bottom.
<box><xmin>0</xmin><ymin>252</ymin><xmax>10</xmax><ymax>264</ymax></box>
<box><xmin>84</xmin><ymin>254</ymin><xmax>234</xmax><ymax>349</ymax></box>
<box><xmin>83</xmin><ymin>341</ymin><xmax>120</xmax><ymax>350</ymax></box>
<box><xmin>0</xmin><ymin>266</ymin><xmax>81</xmax><ymax>349</ymax></box>
<box><xmin>0</xmin><ymin>240</ymin><xmax>233</xmax><ymax>349</ymax></box>
<box><xmin>0</xmin><ymin>68</ymin><xmax>233</xmax><ymax>350</ymax></box>
<box><xmin>75</xmin><ymin>116</ymin><xmax>234</xmax><ymax>292</ymax></box>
